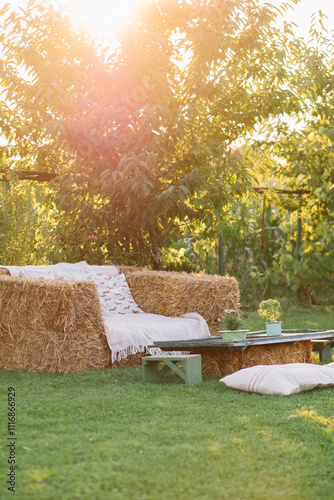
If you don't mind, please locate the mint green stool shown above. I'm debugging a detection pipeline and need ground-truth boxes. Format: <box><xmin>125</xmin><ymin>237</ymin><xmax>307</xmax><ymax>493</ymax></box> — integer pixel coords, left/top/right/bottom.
<box><xmin>312</xmin><ymin>340</ymin><xmax>334</xmax><ymax>362</ymax></box>
<box><xmin>142</xmin><ymin>355</ymin><xmax>202</xmax><ymax>385</ymax></box>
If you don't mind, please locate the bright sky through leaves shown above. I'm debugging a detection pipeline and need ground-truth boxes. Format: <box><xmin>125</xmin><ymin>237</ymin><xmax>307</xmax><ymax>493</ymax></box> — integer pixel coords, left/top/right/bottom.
<box><xmin>7</xmin><ymin>1</ymin><xmax>334</xmax><ymax>38</ymax></box>
<box><xmin>276</xmin><ymin>0</ymin><xmax>334</xmax><ymax>38</ymax></box>
<box><xmin>8</xmin><ymin>0</ymin><xmax>143</xmax><ymax>36</ymax></box>
<box><xmin>63</xmin><ymin>0</ymin><xmax>334</xmax><ymax>37</ymax></box>
<box><xmin>56</xmin><ymin>0</ymin><xmax>143</xmax><ymax>35</ymax></box>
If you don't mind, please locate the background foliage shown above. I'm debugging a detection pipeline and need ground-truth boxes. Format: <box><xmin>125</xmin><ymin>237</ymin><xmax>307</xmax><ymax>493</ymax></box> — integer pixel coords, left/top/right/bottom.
<box><xmin>0</xmin><ymin>0</ymin><xmax>333</xmax><ymax>306</ymax></box>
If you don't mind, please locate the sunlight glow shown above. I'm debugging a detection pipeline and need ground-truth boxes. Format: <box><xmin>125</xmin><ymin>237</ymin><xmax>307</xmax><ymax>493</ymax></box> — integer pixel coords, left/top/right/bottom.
<box><xmin>57</xmin><ymin>0</ymin><xmax>143</xmax><ymax>35</ymax></box>
<box><xmin>296</xmin><ymin>409</ymin><xmax>334</xmax><ymax>432</ymax></box>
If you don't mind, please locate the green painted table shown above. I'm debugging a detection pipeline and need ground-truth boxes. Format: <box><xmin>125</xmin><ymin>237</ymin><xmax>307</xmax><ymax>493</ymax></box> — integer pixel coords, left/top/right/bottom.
<box><xmin>151</xmin><ymin>330</ymin><xmax>333</xmax><ymax>350</ymax></box>
<box><xmin>150</xmin><ymin>330</ymin><xmax>334</xmax><ymax>367</ymax></box>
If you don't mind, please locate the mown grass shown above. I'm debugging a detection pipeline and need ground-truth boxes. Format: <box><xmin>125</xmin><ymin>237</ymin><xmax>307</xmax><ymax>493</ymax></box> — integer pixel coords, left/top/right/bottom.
<box><xmin>243</xmin><ymin>304</ymin><xmax>334</xmax><ymax>332</ymax></box>
<box><xmin>0</xmin><ymin>306</ymin><xmax>333</xmax><ymax>500</ymax></box>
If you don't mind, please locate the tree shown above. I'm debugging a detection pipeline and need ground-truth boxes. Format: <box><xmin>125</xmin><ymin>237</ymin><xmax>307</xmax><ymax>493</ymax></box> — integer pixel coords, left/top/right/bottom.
<box><xmin>0</xmin><ymin>0</ymin><xmax>302</xmax><ymax>268</ymax></box>
<box><xmin>245</xmin><ymin>13</ymin><xmax>334</xmax><ymax>302</ymax></box>
<box><xmin>251</xmin><ymin>8</ymin><xmax>334</xmax><ymax>215</ymax></box>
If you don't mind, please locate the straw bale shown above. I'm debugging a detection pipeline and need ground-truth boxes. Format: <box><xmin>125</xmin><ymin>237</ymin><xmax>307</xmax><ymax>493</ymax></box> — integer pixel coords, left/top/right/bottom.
<box><xmin>112</xmin><ymin>352</ymin><xmax>144</xmax><ymax>367</ymax></box>
<box><xmin>198</xmin><ymin>340</ymin><xmax>313</xmax><ymax>376</ymax></box>
<box><xmin>0</xmin><ymin>266</ymin><xmax>241</xmax><ymax>373</ymax></box>
<box><xmin>121</xmin><ymin>266</ymin><xmax>240</xmax><ymax>327</ymax></box>
<box><xmin>0</xmin><ymin>276</ymin><xmax>111</xmax><ymax>373</ymax></box>
<box><xmin>0</xmin><ymin>267</ymin><xmax>10</xmax><ymax>275</ymax></box>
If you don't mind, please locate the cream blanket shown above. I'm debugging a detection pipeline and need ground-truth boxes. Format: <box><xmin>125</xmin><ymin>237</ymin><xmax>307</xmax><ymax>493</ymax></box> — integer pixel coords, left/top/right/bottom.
<box><xmin>103</xmin><ymin>312</ymin><xmax>210</xmax><ymax>362</ymax></box>
<box><xmin>3</xmin><ymin>262</ymin><xmax>210</xmax><ymax>362</ymax></box>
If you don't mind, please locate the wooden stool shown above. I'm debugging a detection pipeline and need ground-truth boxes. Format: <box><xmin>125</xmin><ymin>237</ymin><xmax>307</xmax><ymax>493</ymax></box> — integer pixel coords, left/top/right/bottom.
<box><xmin>142</xmin><ymin>355</ymin><xmax>202</xmax><ymax>385</ymax></box>
<box><xmin>312</xmin><ymin>340</ymin><xmax>334</xmax><ymax>363</ymax></box>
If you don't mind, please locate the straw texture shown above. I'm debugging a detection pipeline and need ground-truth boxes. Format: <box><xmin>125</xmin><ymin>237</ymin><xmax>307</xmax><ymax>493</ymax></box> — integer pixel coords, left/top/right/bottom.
<box><xmin>0</xmin><ymin>276</ymin><xmax>111</xmax><ymax>373</ymax></box>
<box><xmin>121</xmin><ymin>267</ymin><xmax>240</xmax><ymax>327</ymax></box>
<box><xmin>198</xmin><ymin>340</ymin><xmax>313</xmax><ymax>376</ymax></box>
<box><xmin>0</xmin><ymin>266</ymin><xmax>240</xmax><ymax>373</ymax></box>
<box><xmin>112</xmin><ymin>267</ymin><xmax>240</xmax><ymax>368</ymax></box>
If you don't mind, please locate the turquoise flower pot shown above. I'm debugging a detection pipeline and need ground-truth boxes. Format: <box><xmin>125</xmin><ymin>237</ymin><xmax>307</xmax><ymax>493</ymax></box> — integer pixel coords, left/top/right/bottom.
<box><xmin>266</xmin><ymin>321</ymin><xmax>282</xmax><ymax>336</ymax></box>
<box><xmin>220</xmin><ymin>330</ymin><xmax>249</xmax><ymax>341</ymax></box>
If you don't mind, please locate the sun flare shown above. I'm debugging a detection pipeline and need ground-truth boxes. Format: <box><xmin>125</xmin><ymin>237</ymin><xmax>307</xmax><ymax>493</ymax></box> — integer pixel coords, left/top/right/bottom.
<box><xmin>59</xmin><ymin>0</ymin><xmax>143</xmax><ymax>35</ymax></box>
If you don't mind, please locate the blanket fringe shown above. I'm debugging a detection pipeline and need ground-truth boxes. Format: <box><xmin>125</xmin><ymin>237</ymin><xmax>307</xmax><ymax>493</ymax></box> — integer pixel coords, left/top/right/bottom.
<box><xmin>111</xmin><ymin>346</ymin><xmax>190</xmax><ymax>363</ymax></box>
<box><xmin>146</xmin><ymin>348</ymin><xmax>190</xmax><ymax>357</ymax></box>
<box><xmin>112</xmin><ymin>345</ymin><xmax>143</xmax><ymax>364</ymax></box>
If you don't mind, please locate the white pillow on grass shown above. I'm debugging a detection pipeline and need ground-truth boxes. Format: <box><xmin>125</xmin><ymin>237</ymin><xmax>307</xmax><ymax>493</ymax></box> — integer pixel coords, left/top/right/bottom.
<box><xmin>220</xmin><ymin>363</ymin><xmax>334</xmax><ymax>396</ymax></box>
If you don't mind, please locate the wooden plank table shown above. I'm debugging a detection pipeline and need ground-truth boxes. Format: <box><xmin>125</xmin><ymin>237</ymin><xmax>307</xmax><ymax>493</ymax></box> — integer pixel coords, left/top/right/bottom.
<box><xmin>150</xmin><ymin>330</ymin><xmax>334</xmax><ymax>376</ymax></box>
<box><xmin>151</xmin><ymin>330</ymin><xmax>334</xmax><ymax>352</ymax></box>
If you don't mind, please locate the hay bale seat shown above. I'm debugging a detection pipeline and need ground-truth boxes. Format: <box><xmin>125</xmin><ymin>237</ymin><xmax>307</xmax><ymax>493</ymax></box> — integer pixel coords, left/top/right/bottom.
<box><xmin>0</xmin><ymin>267</ymin><xmax>239</xmax><ymax>374</ymax></box>
<box><xmin>0</xmin><ymin>276</ymin><xmax>109</xmax><ymax>373</ymax></box>
<box><xmin>0</xmin><ymin>266</ymin><xmax>314</xmax><ymax>375</ymax></box>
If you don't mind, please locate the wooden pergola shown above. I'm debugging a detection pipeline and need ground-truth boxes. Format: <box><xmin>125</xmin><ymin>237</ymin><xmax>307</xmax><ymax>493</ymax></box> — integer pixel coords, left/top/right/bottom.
<box><xmin>0</xmin><ymin>169</ymin><xmax>311</xmax><ymax>275</ymax></box>
<box><xmin>0</xmin><ymin>169</ymin><xmax>57</xmax><ymax>183</ymax></box>
<box><xmin>218</xmin><ymin>186</ymin><xmax>311</xmax><ymax>275</ymax></box>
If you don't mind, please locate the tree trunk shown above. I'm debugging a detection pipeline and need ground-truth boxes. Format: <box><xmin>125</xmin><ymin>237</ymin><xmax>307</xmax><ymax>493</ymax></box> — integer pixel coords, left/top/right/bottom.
<box><xmin>147</xmin><ymin>225</ymin><xmax>163</xmax><ymax>270</ymax></box>
<box><xmin>150</xmin><ymin>244</ymin><xmax>162</xmax><ymax>270</ymax></box>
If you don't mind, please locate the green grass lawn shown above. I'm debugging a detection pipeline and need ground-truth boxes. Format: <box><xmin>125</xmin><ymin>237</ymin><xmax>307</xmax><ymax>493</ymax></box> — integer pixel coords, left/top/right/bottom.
<box><xmin>243</xmin><ymin>304</ymin><xmax>334</xmax><ymax>332</ymax></box>
<box><xmin>0</xmin><ymin>306</ymin><xmax>333</xmax><ymax>500</ymax></box>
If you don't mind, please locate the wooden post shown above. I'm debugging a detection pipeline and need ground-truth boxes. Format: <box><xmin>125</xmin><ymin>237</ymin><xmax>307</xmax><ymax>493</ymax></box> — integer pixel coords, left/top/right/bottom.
<box><xmin>218</xmin><ymin>231</ymin><xmax>224</xmax><ymax>276</ymax></box>
<box><xmin>297</xmin><ymin>207</ymin><xmax>302</xmax><ymax>261</ymax></box>
<box><xmin>260</xmin><ymin>195</ymin><xmax>266</xmax><ymax>251</ymax></box>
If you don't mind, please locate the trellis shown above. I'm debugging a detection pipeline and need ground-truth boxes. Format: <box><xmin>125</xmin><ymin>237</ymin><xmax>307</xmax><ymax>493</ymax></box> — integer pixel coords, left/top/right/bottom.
<box><xmin>0</xmin><ymin>169</ymin><xmax>311</xmax><ymax>275</ymax></box>
<box><xmin>218</xmin><ymin>186</ymin><xmax>310</xmax><ymax>275</ymax></box>
<box><xmin>0</xmin><ymin>169</ymin><xmax>57</xmax><ymax>183</ymax></box>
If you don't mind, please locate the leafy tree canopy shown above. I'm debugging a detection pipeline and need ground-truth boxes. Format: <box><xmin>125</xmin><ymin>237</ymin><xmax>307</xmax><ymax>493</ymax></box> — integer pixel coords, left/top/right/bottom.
<box><xmin>249</xmin><ymin>13</ymin><xmax>334</xmax><ymax>221</ymax></box>
<box><xmin>0</xmin><ymin>0</ymin><xmax>303</xmax><ymax>267</ymax></box>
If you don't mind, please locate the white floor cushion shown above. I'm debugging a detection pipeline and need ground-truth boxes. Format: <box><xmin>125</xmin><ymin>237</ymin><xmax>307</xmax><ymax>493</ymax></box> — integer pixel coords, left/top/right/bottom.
<box><xmin>220</xmin><ymin>363</ymin><xmax>334</xmax><ymax>396</ymax></box>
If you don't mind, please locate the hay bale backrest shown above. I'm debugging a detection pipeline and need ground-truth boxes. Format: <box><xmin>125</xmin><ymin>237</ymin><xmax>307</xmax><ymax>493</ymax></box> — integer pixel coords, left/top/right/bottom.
<box><xmin>121</xmin><ymin>267</ymin><xmax>240</xmax><ymax>330</ymax></box>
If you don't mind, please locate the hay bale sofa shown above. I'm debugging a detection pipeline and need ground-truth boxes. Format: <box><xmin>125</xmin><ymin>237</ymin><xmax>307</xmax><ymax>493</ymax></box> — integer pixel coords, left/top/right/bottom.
<box><xmin>0</xmin><ymin>263</ymin><xmax>240</xmax><ymax>375</ymax></box>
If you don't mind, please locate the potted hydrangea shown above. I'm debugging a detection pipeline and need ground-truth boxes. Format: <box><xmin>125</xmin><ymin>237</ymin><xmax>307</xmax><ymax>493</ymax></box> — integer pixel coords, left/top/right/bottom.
<box><xmin>219</xmin><ymin>309</ymin><xmax>249</xmax><ymax>341</ymax></box>
<box><xmin>258</xmin><ymin>299</ymin><xmax>282</xmax><ymax>336</ymax></box>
